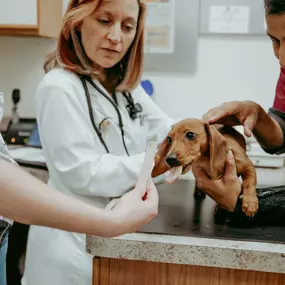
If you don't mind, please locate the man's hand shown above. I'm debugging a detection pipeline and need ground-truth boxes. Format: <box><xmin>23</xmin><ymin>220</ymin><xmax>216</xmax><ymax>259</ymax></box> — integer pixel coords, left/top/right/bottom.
<box><xmin>203</xmin><ymin>100</ymin><xmax>261</xmax><ymax>137</ymax></box>
<box><xmin>203</xmin><ymin>100</ymin><xmax>284</xmax><ymax>153</ymax></box>
<box><xmin>192</xmin><ymin>151</ymin><xmax>242</xmax><ymax>212</ymax></box>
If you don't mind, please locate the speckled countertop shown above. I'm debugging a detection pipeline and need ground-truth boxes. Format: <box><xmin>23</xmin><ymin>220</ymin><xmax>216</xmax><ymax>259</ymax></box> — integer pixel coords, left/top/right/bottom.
<box><xmin>86</xmin><ymin>179</ymin><xmax>285</xmax><ymax>274</ymax></box>
<box><xmin>86</xmin><ymin>232</ymin><xmax>285</xmax><ymax>274</ymax></box>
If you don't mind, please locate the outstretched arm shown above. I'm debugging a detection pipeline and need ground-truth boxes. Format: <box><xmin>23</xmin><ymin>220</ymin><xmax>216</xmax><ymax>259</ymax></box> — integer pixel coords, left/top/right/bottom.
<box><xmin>0</xmin><ymin>159</ymin><xmax>158</xmax><ymax>237</ymax></box>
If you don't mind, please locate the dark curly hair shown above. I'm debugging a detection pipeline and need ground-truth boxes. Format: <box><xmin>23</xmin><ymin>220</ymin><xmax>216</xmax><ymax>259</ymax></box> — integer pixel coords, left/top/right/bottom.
<box><xmin>264</xmin><ymin>0</ymin><xmax>285</xmax><ymax>15</ymax></box>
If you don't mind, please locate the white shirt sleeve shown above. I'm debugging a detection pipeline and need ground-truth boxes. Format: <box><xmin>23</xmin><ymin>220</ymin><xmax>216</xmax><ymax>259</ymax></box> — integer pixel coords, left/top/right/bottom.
<box><xmin>0</xmin><ymin>102</ymin><xmax>17</xmax><ymax>225</ymax></box>
<box><xmin>36</xmin><ymin>81</ymin><xmax>145</xmax><ymax>198</ymax></box>
<box><xmin>0</xmin><ymin>95</ymin><xmax>17</xmax><ymax>165</ymax></box>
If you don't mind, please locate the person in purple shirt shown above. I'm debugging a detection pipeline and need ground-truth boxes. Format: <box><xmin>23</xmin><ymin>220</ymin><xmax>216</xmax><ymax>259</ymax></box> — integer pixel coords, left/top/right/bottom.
<box><xmin>196</xmin><ymin>0</ymin><xmax>285</xmax><ymax>227</ymax></box>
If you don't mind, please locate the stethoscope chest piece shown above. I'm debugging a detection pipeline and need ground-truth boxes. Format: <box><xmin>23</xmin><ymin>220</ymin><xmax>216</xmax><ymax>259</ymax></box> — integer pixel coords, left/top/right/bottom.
<box><xmin>79</xmin><ymin>75</ymin><xmax>142</xmax><ymax>156</ymax></box>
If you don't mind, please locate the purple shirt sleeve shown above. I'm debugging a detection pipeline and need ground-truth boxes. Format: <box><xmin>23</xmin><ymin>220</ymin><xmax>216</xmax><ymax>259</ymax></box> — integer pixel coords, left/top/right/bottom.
<box><xmin>263</xmin><ymin>68</ymin><xmax>285</xmax><ymax>154</ymax></box>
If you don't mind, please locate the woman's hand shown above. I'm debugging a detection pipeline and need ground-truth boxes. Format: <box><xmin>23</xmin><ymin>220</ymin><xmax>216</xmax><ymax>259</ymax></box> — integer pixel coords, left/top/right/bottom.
<box><xmin>202</xmin><ymin>100</ymin><xmax>261</xmax><ymax>137</ymax></box>
<box><xmin>108</xmin><ymin>179</ymin><xmax>159</xmax><ymax>236</ymax></box>
<box><xmin>192</xmin><ymin>151</ymin><xmax>242</xmax><ymax>212</ymax></box>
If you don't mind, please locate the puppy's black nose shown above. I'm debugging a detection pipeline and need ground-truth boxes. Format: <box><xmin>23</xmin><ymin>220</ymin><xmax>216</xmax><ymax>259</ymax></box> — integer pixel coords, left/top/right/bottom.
<box><xmin>166</xmin><ymin>154</ymin><xmax>180</xmax><ymax>167</ymax></box>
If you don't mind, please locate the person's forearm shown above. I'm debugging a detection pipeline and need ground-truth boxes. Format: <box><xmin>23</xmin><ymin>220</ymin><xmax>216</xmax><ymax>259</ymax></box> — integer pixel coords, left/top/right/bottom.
<box><xmin>0</xmin><ymin>159</ymin><xmax>122</xmax><ymax>237</ymax></box>
<box><xmin>253</xmin><ymin>106</ymin><xmax>284</xmax><ymax>150</ymax></box>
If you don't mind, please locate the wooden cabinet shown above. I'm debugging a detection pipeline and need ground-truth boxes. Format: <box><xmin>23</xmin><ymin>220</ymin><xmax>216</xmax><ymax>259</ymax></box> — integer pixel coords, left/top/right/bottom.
<box><xmin>0</xmin><ymin>0</ymin><xmax>63</xmax><ymax>38</ymax></box>
<box><xmin>92</xmin><ymin>257</ymin><xmax>285</xmax><ymax>285</ymax></box>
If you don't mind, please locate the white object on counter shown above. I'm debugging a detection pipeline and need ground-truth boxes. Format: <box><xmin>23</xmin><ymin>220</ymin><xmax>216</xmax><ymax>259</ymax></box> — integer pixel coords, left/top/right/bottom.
<box><xmin>8</xmin><ymin>147</ymin><xmax>46</xmax><ymax>164</ymax></box>
<box><xmin>234</xmin><ymin>126</ymin><xmax>285</xmax><ymax>168</ymax></box>
<box><xmin>248</xmin><ymin>152</ymin><xmax>285</xmax><ymax>168</ymax></box>
<box><xmin>247</xmin><ymin>141</ymin><xmax>285</xmax><ymax>168</ymax></box>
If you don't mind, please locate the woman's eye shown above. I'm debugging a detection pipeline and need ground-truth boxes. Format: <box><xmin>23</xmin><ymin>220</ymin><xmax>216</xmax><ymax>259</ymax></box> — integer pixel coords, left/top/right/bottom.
<box><xmin>98</xmin><ymin>19</ymin><xmax>110</xmax><ymax>25</ymax></box>
<box><xmin>185</xmin><ymin>132</ymin><xmax>196</xmax><ymax>141</ymax></box>
<box><xmin>123</xmin><ymin>25</ymin><xmax>133</xmax><ymax>32</ymax></box>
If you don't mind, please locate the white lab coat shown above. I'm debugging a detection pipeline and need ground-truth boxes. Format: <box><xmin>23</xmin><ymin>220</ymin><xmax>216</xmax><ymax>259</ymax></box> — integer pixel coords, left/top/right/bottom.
<box><xmin>21</xmin><ymin>68</ymin><xmax>174</xmax><ymax>285</ymax></box>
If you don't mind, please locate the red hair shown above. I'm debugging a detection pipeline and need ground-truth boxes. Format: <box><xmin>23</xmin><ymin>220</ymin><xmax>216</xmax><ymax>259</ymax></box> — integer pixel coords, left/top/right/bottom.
<box><xmin>44</xmin><ymin>0</ymin><xmax>146</xmax><ymax>91</ymax></box>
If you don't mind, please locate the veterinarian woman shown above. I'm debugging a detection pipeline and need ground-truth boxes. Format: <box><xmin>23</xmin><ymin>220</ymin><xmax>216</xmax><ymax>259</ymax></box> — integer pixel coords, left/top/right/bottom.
<box><xmin>22</xmin><ymin>1</ymin><xmax>174</xmax><ymax>285</ymax></box>
<box><xmin>196</xmin><ymin>0</ymin><xmax>285</xmax><ymax>226</ymax></box>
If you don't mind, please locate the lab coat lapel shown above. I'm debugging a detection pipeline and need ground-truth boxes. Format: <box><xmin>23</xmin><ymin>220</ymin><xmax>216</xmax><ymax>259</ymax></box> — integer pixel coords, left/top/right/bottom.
<box><xmin>87</xmin><ymin>79</ymin><xmax>119</xmax><ymax>125</ymax></box>
<box><xmin>85</xmin><ymin>79</ymin><xmax>130</xmax><ymax>155</ymax></box>
<box><xmin>84</xmin><ymin>79</ymin><xmax>146</xmax><ymax>154</ymax></box>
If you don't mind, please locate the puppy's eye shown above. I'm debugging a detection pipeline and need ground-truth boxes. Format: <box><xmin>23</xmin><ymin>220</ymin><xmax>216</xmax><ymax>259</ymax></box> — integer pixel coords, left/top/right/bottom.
<box><xmin>185</xmin><ymin>132</ymin><xmax>196</xmax><ymax>141</ymax></box>
<box><xmin>167</xmin><ymin>136</ymin><xmax>172</xmax><ymax>145</ymax></box>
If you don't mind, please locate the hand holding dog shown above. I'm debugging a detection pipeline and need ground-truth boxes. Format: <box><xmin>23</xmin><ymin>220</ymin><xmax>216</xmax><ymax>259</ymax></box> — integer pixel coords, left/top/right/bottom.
<box><xmin>192</xmin><ymin>150</ymin><xmax>242</xmax><ymax>212</ymax></box>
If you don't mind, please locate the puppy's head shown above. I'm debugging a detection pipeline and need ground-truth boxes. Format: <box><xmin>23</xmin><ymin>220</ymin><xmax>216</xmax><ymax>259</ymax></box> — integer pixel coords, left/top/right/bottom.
<box><xmin>152</xmin><ymin>118</ymin><xmax>228</xmax><ymax>182</ymax></box>
<box><xmin>165</xmin><ymin>118</ymin><xmax>209</xmax><ymax>172</ymax></box>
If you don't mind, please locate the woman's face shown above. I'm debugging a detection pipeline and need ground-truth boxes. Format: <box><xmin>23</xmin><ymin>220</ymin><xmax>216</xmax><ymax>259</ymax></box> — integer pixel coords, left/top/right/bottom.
<box><xmin>266</xmin><ymin>13</ymin><xmax>285</xmax><ymax>67</ymax></box>
<box><xmin>80</xmin><ymin>0</ymin><xmax>139</xmax><ymax>68</ymax></box>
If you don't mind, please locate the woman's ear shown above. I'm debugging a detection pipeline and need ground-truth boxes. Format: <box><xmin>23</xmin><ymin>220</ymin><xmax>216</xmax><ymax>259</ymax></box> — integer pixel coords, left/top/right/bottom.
<box><xmin>204</xmin><ymin>124</ymin><xmax>228</xmax><ymax>179</ymax></box>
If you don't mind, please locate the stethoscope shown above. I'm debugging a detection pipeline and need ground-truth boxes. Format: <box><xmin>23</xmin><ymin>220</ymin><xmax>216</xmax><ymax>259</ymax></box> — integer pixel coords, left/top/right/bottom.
<box><xmin>79</xmin><ymin>75</ymin><xmax>143</xmax><ymax>156</ymax></box>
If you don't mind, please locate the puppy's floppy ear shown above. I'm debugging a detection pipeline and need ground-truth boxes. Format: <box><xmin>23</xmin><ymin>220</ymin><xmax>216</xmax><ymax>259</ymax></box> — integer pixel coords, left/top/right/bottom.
<box><xmin>151</xmin><ymin>137</ymin><xmax>170</xmax><ymax>178</ymax></box>
<box><xmin>204</xmin><ymin>124</ymin><xmax>228</xmax><ymax>179</ymax></box>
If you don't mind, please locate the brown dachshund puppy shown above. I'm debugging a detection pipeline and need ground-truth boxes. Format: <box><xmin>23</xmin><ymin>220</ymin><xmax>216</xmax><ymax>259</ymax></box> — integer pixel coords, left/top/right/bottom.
<box><xmin>151</xmin><ymin>118</ymin><xmax>259</xmax><ymax>217</ymax></box>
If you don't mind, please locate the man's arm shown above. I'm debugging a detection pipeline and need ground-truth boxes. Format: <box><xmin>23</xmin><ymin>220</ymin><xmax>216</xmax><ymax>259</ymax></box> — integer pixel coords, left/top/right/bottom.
<box><xmin>252</xmin><ymin>106</ymin><xmax>285</xmax><ymax>154</ymax></box>
<box><xmin>254</xmin><ymin>67</ymin><xmax>285</xmax><ymax>154</ymax></box>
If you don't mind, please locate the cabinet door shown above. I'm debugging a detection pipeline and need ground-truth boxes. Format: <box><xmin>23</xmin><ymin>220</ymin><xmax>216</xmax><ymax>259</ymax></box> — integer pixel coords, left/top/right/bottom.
<box><xmin>0</xmin><ymin>0</ymin><xmax>37</xmax><ymax>26</ymax></box>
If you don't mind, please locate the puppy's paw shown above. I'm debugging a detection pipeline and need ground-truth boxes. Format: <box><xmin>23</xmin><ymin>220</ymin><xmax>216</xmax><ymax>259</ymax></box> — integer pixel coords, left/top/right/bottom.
<box><xmin>241</xmin><ymin>194</ymin><xmax>259</xmax><ymax>217</ymax></box>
